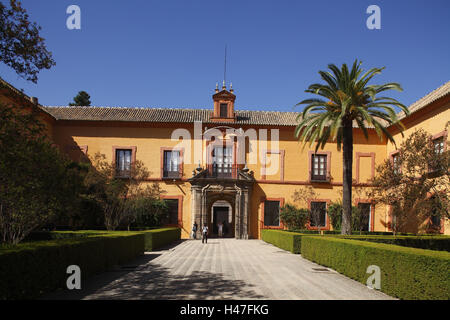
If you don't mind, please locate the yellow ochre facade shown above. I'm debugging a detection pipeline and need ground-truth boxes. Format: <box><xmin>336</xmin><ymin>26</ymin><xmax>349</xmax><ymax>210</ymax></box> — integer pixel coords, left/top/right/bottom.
<box><xmin>1</xmin><ymin>79</ymin><xmax>449</xmax><ymax>238</ymax></box>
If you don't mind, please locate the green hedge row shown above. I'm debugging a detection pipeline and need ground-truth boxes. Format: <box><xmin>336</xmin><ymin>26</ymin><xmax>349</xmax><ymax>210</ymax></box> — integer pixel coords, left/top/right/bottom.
<box><xmin>23</xmin><ymin>230</ymin><xmax>107</xmax><ymax>241</ymax></box>
<box><xmin>261</xmin><ymin>230</ymin><xmax>303</xmax><ymax>253</ymax></box>
<box><xmin>338</xmin><ymin>235</ymin><xmax>450</xmax><ymax>252</ymax></box>
<box><xmin>0</xmin><ymin>232</ymin><xmax>145</xmax><ymax>300</ymax></box>
<box><xmin>300</xmin><ymin>236</ymin><xmax>450</xmax><ymax>300</ymax></box>
<box><xmin>287</xmin><ymin>229</ymin><xmax>425</xmax><ymax>236</ymax></box>
<box><xmin>141</xmin><ymin>227</ymin><xmax>181</xmax><ymax>251</ymax></box>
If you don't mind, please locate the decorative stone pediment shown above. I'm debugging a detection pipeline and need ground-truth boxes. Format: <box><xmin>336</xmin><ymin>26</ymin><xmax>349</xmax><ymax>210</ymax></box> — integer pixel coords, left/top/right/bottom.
<box><xmin>212</xmin><ymin>90</ymin><xmax>236</xmax><ymax>101</ymax></box>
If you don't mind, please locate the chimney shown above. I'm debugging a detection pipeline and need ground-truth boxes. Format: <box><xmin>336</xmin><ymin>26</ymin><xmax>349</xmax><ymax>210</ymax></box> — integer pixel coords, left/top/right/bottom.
<box><xmin>31</xmin><ymin>97</ymin><xmax>38</xmax><ymax>105</ymax></box>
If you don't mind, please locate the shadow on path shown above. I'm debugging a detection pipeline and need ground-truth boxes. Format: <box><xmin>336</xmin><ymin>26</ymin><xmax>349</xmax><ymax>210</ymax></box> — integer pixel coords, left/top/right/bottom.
<box><xmin>43</xmin><ymin>241</ymin><xmax>264</xmax><ymax>300</ymax></box>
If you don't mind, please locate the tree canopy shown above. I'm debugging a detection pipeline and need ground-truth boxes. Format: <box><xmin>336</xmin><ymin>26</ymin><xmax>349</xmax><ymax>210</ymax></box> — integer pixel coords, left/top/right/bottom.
<box><xmin>69</xmin><ymin>91</ymin><xmax>91</xmax><ymax>106</ymax></box>
<box><xmin>0</xmin><ymin>0</ymin><xmax>55</xmax><ymax>83</ymax></box>
<box><xmin>295</xmin><ymin>60</ymin><xmax>409</xmax><ymax>235</ymax></box>
<box><xmin>370</xmin><ymin>127</ymin><xmax>449</xmax><ymax>234</ymax></box>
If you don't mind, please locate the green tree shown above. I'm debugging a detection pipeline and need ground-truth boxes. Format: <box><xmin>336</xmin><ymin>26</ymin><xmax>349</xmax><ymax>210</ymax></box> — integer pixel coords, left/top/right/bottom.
<box><xmin>327</xmin><ymin>201</ymin><xmax>369</xmax><ymax>234</ymax></box>
<box><xmin>295</xmin><ymin>60</ymin><xmax>409</xmax><ymax>235</ymax></box>
<box><xmin>69</xmin><ymin>91</ymin><xmax>91</xmax><ymax>106</ymax></box>
<box><xmin>84</xmin><ymin>152</ymin><xmax>165</xmax><ymax>231</ymax></box>
<box><xmin>0</xmin><ymin>102</ymin><xmax>81</xmax><ymax>244</ymax></box>
<box><xmin>0</xmin><ymin>0</ymin><xmax>55</xmax><ymax>83</ymax></box>
<box><xmin>327</xmin><ymin>202</ymin><xmax>343</xmax><ymax>230</ymax></box>
<box><xmin>280</xmin><ymin>204</ymin><xmax>309</xmax><ymax>230</ymax></box>
<box><xmin>370</xmin><ymin>128</ymin><xmax>449</xmax><ymax>235</ymax></box>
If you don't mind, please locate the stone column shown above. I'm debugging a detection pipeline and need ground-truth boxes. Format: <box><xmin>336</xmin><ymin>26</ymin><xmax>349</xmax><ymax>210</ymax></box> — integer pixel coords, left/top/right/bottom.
<box><xmin>191</xmin><ymin>186</ymin><xmax>202</xmax><ymax>239</ymax></box>
<box><xmin>234</xmin><ymin>191</ymin><xmax>241</xmax><ymax>239</ymax></box>
<box><xmin>242</xmin><ymin>189</ymin><xmax>249</xmax><ymax>239</ymax></box>
<box><xmin>201</xmin><ymin>190</ymin><xmax>208</xmax><ymax>231</ymax></box>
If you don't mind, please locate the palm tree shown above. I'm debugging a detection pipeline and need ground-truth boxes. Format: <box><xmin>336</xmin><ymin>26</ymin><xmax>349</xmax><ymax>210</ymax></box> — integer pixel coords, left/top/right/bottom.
<box><xmin>295</xmin><ymin>60</ymin><xmax>409</xmax><ymax>235</ymax></box>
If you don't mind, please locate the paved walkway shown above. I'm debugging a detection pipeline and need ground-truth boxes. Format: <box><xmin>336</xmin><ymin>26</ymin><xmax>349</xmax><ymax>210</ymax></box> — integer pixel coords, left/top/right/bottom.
<box><xmin>44</xmin><ymin>239</ymin><xmax>394</xmax><ymax>300</ymax></box>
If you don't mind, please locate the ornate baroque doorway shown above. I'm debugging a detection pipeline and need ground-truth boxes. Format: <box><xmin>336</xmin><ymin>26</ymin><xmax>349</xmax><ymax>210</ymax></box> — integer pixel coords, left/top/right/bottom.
<box><xmin>189</xmin><ymin>168</ymin><xmax>254</xmax><ymax>239</ymax></box>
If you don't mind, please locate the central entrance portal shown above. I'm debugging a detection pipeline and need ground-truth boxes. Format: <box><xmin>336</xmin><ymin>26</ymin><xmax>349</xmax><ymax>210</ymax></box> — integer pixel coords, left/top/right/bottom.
<box><xmin>189</xmin><ymin>166</ymin><xmax>255</xmax><ymax>239</ymax></box>
<box><xmin>212</xmin><ymin>205</ymin><xmax>234</xmax><ymax>238</ymax></box>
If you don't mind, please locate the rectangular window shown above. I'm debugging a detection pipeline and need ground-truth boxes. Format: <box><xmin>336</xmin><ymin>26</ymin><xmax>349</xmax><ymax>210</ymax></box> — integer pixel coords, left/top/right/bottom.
<box><xmin>163</xmin><ymin>150</ymin><xmax>181</xmax><ymax>178</ymax></box>
<box><xmin>212</xmin><ymin>146</ymin><xmax>232</xmax><ymax>177</ymax></box>
<box><xmin>310</xmin><ymin>202</ymin><xmax>326</xmax><ymax>227</ymax></box>
<box><xmin>392</xmin><ymin>153</ymin><xmax>400</xmax><ymax>173</ymax></box>
<box><xmin>429</xmin><ymin>137</ymin><xmax>445</xmax><ymax>172</ymax></box>
<box><xmin>164</xmin><ymin>199</ymin><xmax>179</xmax><ymax>225</ymax></box>
<box><xmin>311</xmin><ymin>154</ymin><xmax>327</xmax><ymax>181</ymax></box>
<box><xmin>430</xmin><ymin>215</ymin><xmax>441</xmax><ymax>228</ymax></box>
<box><xmin>264</xmin><ymin>201</ymin><xmax>280</xmax><ymax>227</ymax></box>
<box><xmin>434</xmin><ymin>137</ymin><xmax>444</xmax><ymax>155</ymax></box>
<box><xmin>116</xmin><ymin>149</ymin><xmax>132</xmax><ymax>176</ymax></box>
<box><xmin>357</xmin><ymin>203</ymin><xmax>371</xmax><ymax>232</ymax></box>
<box><xmin>220</xmin><ymin>103</ymin><xmax>228</xmax><ymax>117</ymax></box>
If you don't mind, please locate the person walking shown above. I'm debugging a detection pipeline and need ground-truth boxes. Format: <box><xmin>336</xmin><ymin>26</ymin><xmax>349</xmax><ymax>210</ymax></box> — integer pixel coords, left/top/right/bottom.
<box><xmin>192</xmin><ymin>221</ymin><xmax>198</xmax><ymax>239</ymax></box>
<box><xmin>202</xmin><ymin>223</ymin><xmax>209</xmax><ymax>244</ymax></box>
<box><xmin>218</xmin><ymin>221</ymin><xmax>223</xmax><ymax>238</ymax></box>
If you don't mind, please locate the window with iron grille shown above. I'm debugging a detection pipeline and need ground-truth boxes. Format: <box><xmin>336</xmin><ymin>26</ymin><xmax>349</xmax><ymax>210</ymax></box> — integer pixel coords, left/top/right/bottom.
<box><xmin>264</xmin><ymin>201</ymin><xmax>280</xmax><ymax>227</ymax></box>
<box><xmin>310</xmin><ymin>201</ymin><xmax>326</xmax><ymax>227</ymax></box>
<box><xmin>429</xmin><ymin>137</ymin><xmax>445</xmax><ymax>173</ymax></box>
<box><xmin>357</xmin><ymin>203</ymin><xmax>371</xmax><ymax>232</ymax></box>
<box><xmin>163</xmin><ymin>150</ymin><xmax>181</xmax><ymax>178</ymax></box>
<box><xmin>311</xmin><ymin>154</ymin><xmax>327</xmax><ymax>181</ymax></box>
<box><xmin>163</xmin><ymin>199</ymin><xmax>179</xmax><ymax>225</ymax></box>
<box><xmin>212</xmin><ymin>146</ymin><xmax>232</xmax><ymax>177</ymax></box>
<box><xmin>116</xmin><ymin>149</ymin><xmax>132</xmax><ymax>176</ymax></box>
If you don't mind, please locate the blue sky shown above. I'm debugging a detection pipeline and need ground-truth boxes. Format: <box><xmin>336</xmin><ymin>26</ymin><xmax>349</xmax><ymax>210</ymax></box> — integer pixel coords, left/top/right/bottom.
<box><xmin>1</xmin><ymin>0</ymin><xmax>449</xmax><ymax>111</ymax></box>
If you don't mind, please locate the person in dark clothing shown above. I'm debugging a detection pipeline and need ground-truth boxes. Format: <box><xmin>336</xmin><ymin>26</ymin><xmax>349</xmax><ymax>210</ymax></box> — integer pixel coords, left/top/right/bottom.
<box><xmin>222</xmin><ymin>220</ymin><xmax>228</xmax><ymax>237</ymax></box>
<box><xmin>192</xmin><ymin>221</ymin><xmax>198</xmax><ymax>239</ymax></box>
<box><xmin>202</xmin><ymin>223</ymin><xmax>208</xmax><ymax>244</ymax></box>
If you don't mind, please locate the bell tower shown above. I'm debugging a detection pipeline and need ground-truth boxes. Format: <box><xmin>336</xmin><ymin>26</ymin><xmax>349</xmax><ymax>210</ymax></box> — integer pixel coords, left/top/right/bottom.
<box><xmin>211</xmin><ymin>81</ymin><xmax>236</xmax><ymax>122</ymax></box>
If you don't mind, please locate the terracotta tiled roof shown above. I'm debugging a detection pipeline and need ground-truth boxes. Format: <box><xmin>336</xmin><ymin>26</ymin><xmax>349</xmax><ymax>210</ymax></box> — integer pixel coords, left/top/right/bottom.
<box><xmin>41</xmin><ymin>106</ymin><xmax>308</xmax><ymax>126</ymax></box>
<box><xmin>397</xmin><ymin>81</ymin><xmax>450</xmax><ymax>120</ymax></box>
<box><xmin>20</xmin><ymin>80</ymin><xmax>450</xmax><ymax>128</ymax></box>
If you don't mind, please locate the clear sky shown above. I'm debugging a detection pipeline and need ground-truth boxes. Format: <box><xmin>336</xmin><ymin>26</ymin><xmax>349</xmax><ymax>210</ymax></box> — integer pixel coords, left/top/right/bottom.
<box><xmin>1</xmin><ymin>0</ymin><xmax>449</xmax><ymax>112</ymax></box>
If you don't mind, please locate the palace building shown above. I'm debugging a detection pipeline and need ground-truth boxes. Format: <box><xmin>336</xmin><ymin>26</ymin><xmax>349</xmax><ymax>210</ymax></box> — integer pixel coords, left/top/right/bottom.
<box><xmin>1</xmin><ymin>78</ymin><xmax>449</xmax><ymax>238</ymax></box>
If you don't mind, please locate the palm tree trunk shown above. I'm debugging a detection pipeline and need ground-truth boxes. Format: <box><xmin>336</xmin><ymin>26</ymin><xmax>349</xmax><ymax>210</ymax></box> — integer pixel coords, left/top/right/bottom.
<box><xmin>342</xmin><ymin>121</ymin><xmax>353</xmax><ymax>235</ymax></box>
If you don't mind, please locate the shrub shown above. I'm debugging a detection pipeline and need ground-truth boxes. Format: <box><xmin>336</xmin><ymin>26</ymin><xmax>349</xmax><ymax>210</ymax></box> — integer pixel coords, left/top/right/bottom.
<box><xmin>300</xmin><ymin>236</ymin><xmax>450</xmax><ymax>300</ymax></box>
<box><xmin>339</xmin><ymin>235</ymin><xmax>450</xmax><ymax>252</ymax></box>
<box><xmin>280</xmin><ymin>204</ymin><xmax>309</xmax><ymax>230</ymax></box>
<box><xmin>132</xmin><ymin>198</ymin><xmax>168</xmax><ymax>229</ymax></box>
<box><xmin>0</xmin><ymin>231</ymin><xmax>145</xmax><ymax>299</ymax></box>
<box><xmin>327</xmin><ymin>202</ymin><xmax>343</xmax><ymax>230</ymax></box>
<box><xmin>326</xmin><ymin>202</ymin><xmax>367</xmax><ymax>232</ymax></box>
<box><xmin>141</xmin><ymin>227</ymin><xmax>181</xmax><ymax>251</ymax></box>
<box><xmin>261</xmin><ymin>230</ymin><xmax>303</xmax><ymax>253</ymax></box>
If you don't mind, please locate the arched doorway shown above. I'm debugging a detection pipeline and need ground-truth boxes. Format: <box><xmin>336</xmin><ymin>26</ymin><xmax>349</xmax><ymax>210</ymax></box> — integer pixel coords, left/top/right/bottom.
<box><xmin>210</xmin><ymin>200</ymin><xmax>234</xmax><ymax>238</ymax></box>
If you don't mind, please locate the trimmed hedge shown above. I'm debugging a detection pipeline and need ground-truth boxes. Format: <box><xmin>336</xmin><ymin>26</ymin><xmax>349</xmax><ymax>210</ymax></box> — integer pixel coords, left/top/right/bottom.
<box><xmin>287</xmin><ymin>229</ymin><xmax>417</xmax><ymax>236</ymax></box>
<box><xmin>141</xmin><ymin>227</ymin><xmax>181</xmax><ymax>251</ymax></box>
<box><xmin>338</xmin><ymin>235</ymin><xmax>450</xmax><ymax>252</ymax></box>
<box><xmin>0</xmin><ymin>232</ymin><xmax>145</xmax><ymax>300</ymax></box>
<box><xmin>301</xmin><ymin>236</ymin><xmax>450</xmax><ymax>300</ymax></box>
<box><xmin>23</xmin><ymin>230</ymin><xmax>107</xmax><ymax>241</ymax></box>
<box><xmin>261</xmin><ymin>230</ymin><xmax>303</xmax><ymax>253</ymax></box>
